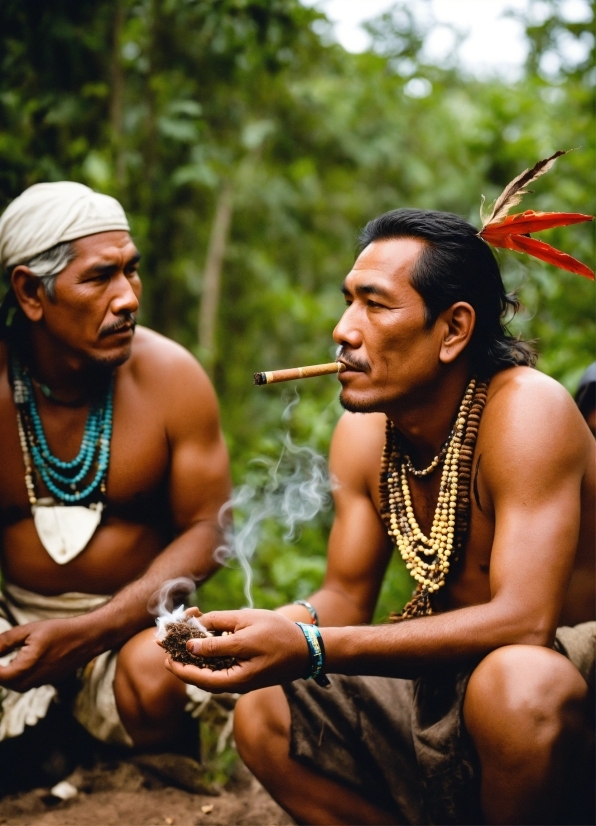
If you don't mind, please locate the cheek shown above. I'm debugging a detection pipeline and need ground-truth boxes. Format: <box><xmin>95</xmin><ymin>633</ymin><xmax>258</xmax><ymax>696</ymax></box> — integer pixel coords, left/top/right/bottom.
<box><xmin>50</xmin><ymin>290</ymin><xmax>106</xmax><ymax>330</ymax></box>
<box><xmin>376</xmin><ymin>317</ymin><xmax>415</xmax><ymax>350</ymax></box>
<box><xmin>376</xmin><ymin>321</ymin><xmax>435</xmax><ymax>368</ymax></box>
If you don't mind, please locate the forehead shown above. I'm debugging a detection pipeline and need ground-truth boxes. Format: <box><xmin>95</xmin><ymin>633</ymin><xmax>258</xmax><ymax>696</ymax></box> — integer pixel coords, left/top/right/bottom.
<box><xmin>70</xmin><ymin>230</ymin><xmax>137</xmax><ymax>265</ymax></box>
<box><xmin>344</xmin><ymin>237</ymin><xmax>426</xmax><ymax>295</ymax></box>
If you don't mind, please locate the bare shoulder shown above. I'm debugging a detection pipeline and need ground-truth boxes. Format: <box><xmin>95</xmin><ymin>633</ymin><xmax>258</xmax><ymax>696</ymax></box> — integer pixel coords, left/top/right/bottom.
<box><xmin>480</xmin><ymin>366</ymin><xmax>592</xmax><ymax>481</ymax></box>
<box><xmin>124</xmin><ymin>326</ymin><xmax>220</xmax><ymax>434</ymax></box>
<box><xmin>128</xmin><ymin>327</ymin><xmax>213</xmax><ymax>392</ymax></box>
<box><xmin>330</xmin><ymin>411</ymin><xmax>387</xmax><ymax>493</ymax></box>
<box><xmin>128</xmin><ymin>326</ymin><xmax>205</xmax><ymax>377</ymax></box>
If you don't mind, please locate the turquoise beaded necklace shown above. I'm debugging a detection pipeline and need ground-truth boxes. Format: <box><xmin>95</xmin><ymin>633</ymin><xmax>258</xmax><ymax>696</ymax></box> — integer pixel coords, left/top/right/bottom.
<box><xmin>12</xmin><ymin>354</ymin><xmax>114</xmax><ymax>505</ymax></box>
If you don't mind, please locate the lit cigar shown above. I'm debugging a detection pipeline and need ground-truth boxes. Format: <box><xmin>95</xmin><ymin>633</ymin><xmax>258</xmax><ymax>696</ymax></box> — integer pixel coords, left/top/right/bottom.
<box><xmin>254</xmin><ymin>361</ymin><xmax>346</xmax><ymax>386</ymax></box>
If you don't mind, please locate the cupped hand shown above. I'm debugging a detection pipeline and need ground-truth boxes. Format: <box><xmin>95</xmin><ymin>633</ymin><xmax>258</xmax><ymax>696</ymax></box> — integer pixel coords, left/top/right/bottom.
<box><xmin>164</xmin><ymin>608</ymin><xmax>311</xmax><ymax>694</ymax></box>
<box><xmin>0</xmin><ymin>616</ymin><xmax>98</xmax><ymax>692</ymax></box>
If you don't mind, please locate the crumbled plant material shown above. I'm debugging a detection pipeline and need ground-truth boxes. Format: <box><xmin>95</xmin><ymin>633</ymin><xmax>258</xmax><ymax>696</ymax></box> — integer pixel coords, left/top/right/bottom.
<box><xmin>161</xmin><ymin>618</ymin><xmax>236</xmax><ymax>670</ymax></box>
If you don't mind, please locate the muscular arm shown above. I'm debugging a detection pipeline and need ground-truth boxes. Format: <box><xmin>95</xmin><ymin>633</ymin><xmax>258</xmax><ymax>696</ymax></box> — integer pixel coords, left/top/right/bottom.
<box><xmin>277</xmin><ymin>411</ymin><xmax>394</xmax><ymax>627</ymax></box>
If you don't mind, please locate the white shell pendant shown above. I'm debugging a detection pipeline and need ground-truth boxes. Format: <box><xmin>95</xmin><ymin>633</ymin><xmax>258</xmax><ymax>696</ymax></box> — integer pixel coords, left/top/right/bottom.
<box><xmin>32</xmin><ymin>501</ymin><xmax>104</xmax><ymax>565</ymax></box>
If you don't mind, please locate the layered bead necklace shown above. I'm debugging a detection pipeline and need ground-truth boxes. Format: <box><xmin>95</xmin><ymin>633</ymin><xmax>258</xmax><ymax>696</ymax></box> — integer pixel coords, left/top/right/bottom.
<box><xmin>12</xmin><ymin>354</ymin><xmax>114</xmax><ymax>506</ymax></box>
<box><xmin>379</xmin><ymin>377</ymin><xmax>489</xmax><ymax>619</ymax></box>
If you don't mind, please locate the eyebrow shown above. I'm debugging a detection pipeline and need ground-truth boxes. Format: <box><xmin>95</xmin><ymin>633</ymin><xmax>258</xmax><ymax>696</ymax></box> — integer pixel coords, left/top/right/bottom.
<box><xmin>82</xmin><ymin>252</ymin><xmax>141</xmax><ymax>278</ymax></box>
<box><xmin>340</xmin><ymin>281</ymin><xmax>394</xmax><ymax>301</ymax></box>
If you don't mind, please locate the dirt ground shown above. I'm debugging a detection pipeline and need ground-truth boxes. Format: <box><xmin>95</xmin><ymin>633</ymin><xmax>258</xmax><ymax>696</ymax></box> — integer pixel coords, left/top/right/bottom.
<box><xmin>0</xmin><ymin>756</ymin><xmax>294</xmax><ymax>826</ymax></box>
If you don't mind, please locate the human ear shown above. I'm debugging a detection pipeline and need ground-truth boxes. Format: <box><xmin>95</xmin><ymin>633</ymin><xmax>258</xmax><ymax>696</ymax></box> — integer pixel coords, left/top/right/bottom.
<box><xmin>438</xmin><ymin>302</ymin><xmax>475</xmax><ymax>364</ymax></box>
<box><xmin>11</xmin><ymin>266</ymin><xmax>45</xmax><ymax>322</ymax></box>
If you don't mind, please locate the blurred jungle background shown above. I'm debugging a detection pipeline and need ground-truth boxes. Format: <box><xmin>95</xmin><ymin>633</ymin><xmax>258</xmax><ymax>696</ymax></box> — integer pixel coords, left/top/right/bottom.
<box><xmin>1</xmin><ymin>0</ymin><xmax>594</xmax><ymax>621</ymax></box>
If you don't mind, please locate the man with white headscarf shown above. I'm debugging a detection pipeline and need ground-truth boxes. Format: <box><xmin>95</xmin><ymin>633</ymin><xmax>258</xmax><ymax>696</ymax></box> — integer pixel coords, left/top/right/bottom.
<box><xmin>0</xmin><ymin>182</ymin><xmax>231</xmax><ymax>788</ymax></box>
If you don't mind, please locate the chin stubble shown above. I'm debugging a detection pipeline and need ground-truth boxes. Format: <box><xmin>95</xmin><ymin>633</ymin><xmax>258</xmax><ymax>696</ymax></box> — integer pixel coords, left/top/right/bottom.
<box><xmin>339</xmin><ymin>390</ymin><xmax>380</xmax><ymax>414</ymax></box>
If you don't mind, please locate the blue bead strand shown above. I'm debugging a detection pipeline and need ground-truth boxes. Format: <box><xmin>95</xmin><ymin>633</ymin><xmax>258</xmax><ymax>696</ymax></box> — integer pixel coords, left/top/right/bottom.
<box><xmin>23</xmin><ymin>370</ymin><xmax>101</xmax><ymax>472</ymax></box>
<box><xmin>31</xmin><ymin>388</ymin><xmax>113</xmax><ymax>502</ymax></box>
<box><xmin>13</xmin><ymin>355</ymin><xmax>115</xmax><ymax>504</ymax></box>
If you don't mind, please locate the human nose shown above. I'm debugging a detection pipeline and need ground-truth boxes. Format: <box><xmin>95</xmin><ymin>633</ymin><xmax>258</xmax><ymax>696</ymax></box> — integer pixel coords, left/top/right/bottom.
<box><xmin>333</xmin><ymin>304</ymin><xmax>362</xmax><ymax>349</ymax></box>
<box><xmin>110</xmin><ymin>272</ymin><xmax>140</xmax><ymax>316</ymax></box>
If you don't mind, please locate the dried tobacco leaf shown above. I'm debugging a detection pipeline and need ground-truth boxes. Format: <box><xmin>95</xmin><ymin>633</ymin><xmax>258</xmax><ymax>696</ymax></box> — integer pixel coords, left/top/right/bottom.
<box><xmin>161</xmin><ymin>618</ymin><xmax>236</xmax><ymax>670</ymax></box>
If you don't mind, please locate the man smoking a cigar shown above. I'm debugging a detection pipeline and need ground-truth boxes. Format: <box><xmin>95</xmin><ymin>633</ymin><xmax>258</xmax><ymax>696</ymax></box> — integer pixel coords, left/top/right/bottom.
<box><xmin>0</xmin><ymin>183</ymin><xmax>230</xmax><ymax>774</ymax></box>
<box><xmin>167</xmin><ymin>205</ymin><xmax>595</xmax><ymax>825</ymax></box>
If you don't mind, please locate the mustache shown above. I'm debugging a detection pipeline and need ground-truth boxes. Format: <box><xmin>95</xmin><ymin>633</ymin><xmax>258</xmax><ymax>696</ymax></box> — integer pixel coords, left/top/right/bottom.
<box><xmin>337</xmin><ymin>347</ymin><xmax>371</xmax><ymax>374</ymax></box>
<box><xmin>99</xmin><ymin>313</ymin><xmax>137</xmax><ymax>338</ymax></box>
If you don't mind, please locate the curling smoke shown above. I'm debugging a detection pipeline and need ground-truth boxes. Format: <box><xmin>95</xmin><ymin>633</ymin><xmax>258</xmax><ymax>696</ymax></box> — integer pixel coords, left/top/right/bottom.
<box><xmin>215</xmin><ymin>427</ymin><xmax>334</xmax><ymax>608</ymax></box>
<box><xmin>149</xmin><ymin>576</ymin><xmax>208</xmax><ymax>640</ymax></box>
<box><xmin>150</xmin><ymin>394</ymin><xmax>335</xmax><ymax>618</ymax></box>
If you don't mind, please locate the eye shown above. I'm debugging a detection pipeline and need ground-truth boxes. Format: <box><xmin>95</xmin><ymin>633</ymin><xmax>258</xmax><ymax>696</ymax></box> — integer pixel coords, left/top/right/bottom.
<box><xmin>367</xmin><ymin>300</ymin><xmax>385</xmax><ymax>309</ymax></box>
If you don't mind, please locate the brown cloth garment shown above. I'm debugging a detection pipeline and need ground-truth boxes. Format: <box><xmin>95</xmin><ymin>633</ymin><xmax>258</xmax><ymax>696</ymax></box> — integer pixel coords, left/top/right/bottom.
<box><xmin>283</xmin><ymin>621</ymin><xmax>595</xmax><ymax>826</ymax></box>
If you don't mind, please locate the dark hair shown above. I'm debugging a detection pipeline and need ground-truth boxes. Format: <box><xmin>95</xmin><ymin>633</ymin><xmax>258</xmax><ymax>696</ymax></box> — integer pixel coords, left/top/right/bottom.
<box><xmin>358</xmin><ymin>208</ymin><xmax>536</xmax><ymax>376</ymax></box>
<box><xmin>575</xmin><ymin>362</ymin><xmax>596</xmax><ymax>417</ymax></box>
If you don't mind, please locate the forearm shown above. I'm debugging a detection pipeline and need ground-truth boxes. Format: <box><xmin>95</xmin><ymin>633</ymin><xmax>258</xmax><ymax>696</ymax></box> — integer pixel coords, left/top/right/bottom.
<box><xmin>76</xmin><ymin>519</ymin><xmax>222</xmax><ymax>654</ymax></box>
<box><xmin>322</xmin><ymin>598</ymin><xmax>553</xmax><ymax>679</ymax></box>
<box><xmin>276</xmin><ymin>585</ymin><xmax>373</xmax><ymax>627</ymax></box>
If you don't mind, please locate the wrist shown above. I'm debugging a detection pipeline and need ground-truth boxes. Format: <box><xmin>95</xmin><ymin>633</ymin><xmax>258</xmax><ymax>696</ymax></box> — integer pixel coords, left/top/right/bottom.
<box><xmin>64</xmin><ymin>612</ymin><xmax>110</xmax><ymax>660</ymax></box>
<box><xmin>295</xmin><ymin>622</ymin><xmax>330</xmax><ymax>687</ymax></box>
<box><xmin>71</xmin><ymin>604</ymin><xmax>136</xmax><ymax>656</ymax></box>
<box><xmin>316</xmin><ymin>625</ymin><xmax>359</xmax><ymax>674</ymax></box>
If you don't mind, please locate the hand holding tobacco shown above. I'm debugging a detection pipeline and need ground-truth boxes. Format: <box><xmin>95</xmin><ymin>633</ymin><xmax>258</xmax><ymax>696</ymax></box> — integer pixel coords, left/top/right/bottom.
<box><xmin>159</xmin><ymin>611</ymin><xmax>236</xmax><ymax>670</ymax></box>
<box><xmin>163</xmin><ymin>608</ymin><xmax>311</xmax><ymax>694</ymax></box>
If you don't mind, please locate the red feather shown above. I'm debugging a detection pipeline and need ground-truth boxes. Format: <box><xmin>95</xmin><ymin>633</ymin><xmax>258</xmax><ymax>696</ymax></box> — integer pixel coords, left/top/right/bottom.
<box><xmin>477</xmin><ymin>150</ymin><xmax>594</xmax><ymax>279</ymax></box>
<box><xmin>490</xmin><ymin>234</ymin><xmax>594</xmax><ymax>280</ymax></box>
<box><xmin>480</xmin><ymin>210</ymin><xmax>593</xmax><ymax>241</ymax></box>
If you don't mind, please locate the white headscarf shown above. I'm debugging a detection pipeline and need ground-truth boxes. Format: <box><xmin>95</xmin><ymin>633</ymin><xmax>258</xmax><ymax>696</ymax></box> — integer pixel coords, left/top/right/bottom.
<box><xmin>0</xmin><ymin>182</ymin><xmax>130</xmax><ymax>271</ymax></box>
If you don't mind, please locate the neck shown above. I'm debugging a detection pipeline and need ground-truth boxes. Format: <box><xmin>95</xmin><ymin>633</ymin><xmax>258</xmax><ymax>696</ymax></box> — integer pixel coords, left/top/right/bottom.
<box><xmin>16</xmin><ymin>324</ymin><xmax>112</xmax><ymax>405</ymax></box>
<box><xmin>387</xmin><ymin>362</ymin><xmax>473</xmax><ymax>466</ymax></box>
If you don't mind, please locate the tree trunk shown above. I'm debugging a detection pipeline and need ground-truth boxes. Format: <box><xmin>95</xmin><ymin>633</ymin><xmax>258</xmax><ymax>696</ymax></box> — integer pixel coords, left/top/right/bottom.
<box><xmin>198</xmin><ymin>182</ymin><xmax>234</xmax><ymax>370</ymax></box>
<box><xmin>110</xmin><ymin>0</ymin><xmax>125</xmax><ymax>188</ymax></box>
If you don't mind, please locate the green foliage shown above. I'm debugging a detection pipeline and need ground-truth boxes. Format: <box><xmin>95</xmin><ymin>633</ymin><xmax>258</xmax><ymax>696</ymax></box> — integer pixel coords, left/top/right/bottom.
<box><xmin>1</xmin><ymin>0</ymin><xmax>594</xmax><ymax>620</ymax></box>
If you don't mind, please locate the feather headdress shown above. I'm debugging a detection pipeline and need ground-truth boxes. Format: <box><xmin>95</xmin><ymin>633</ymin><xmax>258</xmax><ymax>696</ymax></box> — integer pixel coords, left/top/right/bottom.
<box><xmin>478</xmin><ymin>150</ymin><xmax>594</xmax><ymax>280</ymax></box>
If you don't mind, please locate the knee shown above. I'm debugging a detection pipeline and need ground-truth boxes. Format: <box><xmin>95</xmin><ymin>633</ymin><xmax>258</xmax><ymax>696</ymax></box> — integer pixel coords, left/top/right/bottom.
<box><xmin>116</xmin><ymin>628</ymin><xmax>186</xmax><ymax>720</ymax></box>
<box><xmin>234</xmin><ymin>687</ymin><xmax>290</xmax><ymax>772</ymax></box>
<box><xmin>464</xmin><ymin>645</ymin><xmax>587</xmax><ymax>753</ymax></box>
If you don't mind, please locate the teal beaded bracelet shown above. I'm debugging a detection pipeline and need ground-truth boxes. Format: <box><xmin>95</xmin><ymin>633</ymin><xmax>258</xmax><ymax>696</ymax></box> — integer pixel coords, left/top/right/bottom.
<box><xmin>295</xmin><ymin>622</ymin><xmax>330</xmax><ymax>687</ymax></box>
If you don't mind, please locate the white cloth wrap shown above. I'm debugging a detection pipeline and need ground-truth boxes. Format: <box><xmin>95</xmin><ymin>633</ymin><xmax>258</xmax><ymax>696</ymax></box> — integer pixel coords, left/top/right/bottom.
<box><xmin>0</xmin><ymin>582</ymin><xmax>226</xmax><ymax>749</ymax></box>
<box><xmin>0</xmin><ymin>181</ymin><xmax>130</xmax><ymax>270</ymax></box>
<box><xmin>0</xmin><ymin>582</ymin><xmax>132</xmax><ymax>745</ymax></box>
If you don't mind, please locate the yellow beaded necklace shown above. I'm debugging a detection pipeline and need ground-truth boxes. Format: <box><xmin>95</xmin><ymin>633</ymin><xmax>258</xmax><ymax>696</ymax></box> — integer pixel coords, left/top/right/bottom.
<box><xmin>380</xmin><ymin>377</ymin><xmax>489</xmax><ymax>619</ymax></box>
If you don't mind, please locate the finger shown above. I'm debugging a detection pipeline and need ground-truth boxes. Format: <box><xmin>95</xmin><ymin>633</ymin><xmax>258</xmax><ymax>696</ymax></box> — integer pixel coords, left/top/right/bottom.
<box><xmin>185</xmin><ymin>607</ymin><xmax>203</xmax><ymax>618</ymax></box>
<box><xmin>186</xmin><ymin>632</ymin><xmax>242</xmax><ymax>658</ymax></box>
<box><xmin>0</xmin><ymin>626</ymin><xmax>29</xmax><ymax>656</ymax></box>
<box><xmin>0</xmin><ymin>649</ymin><xmax>35</xmax><ymax>683</ymax></box>
<box><xmin>0</xmin><ymin>661</ymin><xmax>22</xmax><ymax>682</ymax></box>
<box><xmin>165</xmin><ymin>656</ymin><xmax>250</xmax><ymax>694</ymax></box>
<box><xmin>198</xmin><ymin>611</ymin><xmax>245</xmax><ymax>634</ymax></box>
